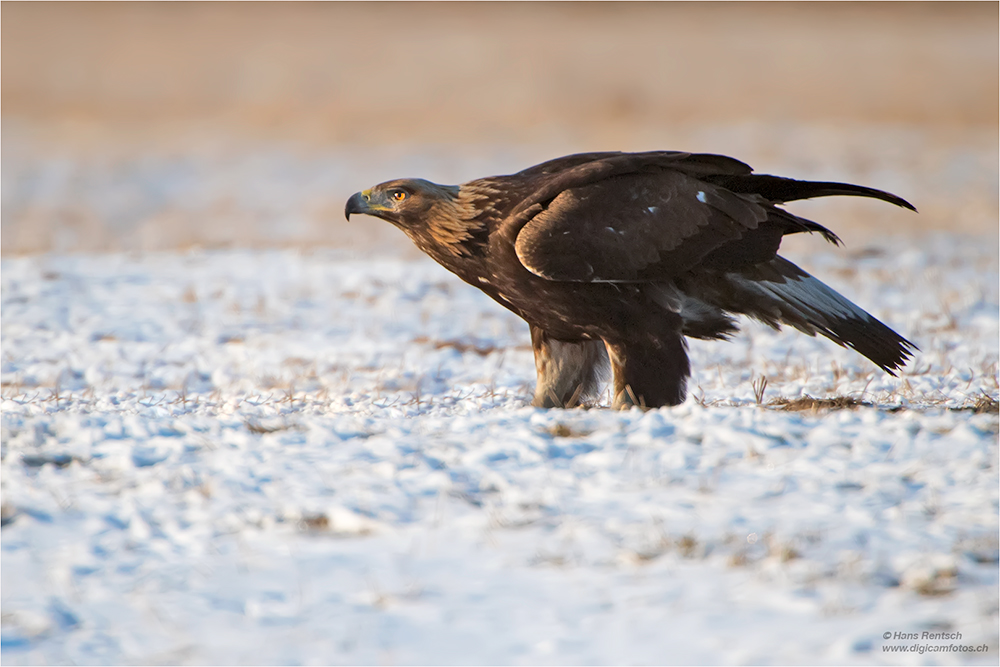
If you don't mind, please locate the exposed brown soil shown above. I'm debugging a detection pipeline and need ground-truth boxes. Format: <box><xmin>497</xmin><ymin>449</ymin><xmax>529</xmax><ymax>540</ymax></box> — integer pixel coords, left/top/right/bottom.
<box><xmin>4</xmin><ymin>3</ymin><xmax>997</xmax><ymax>138</ymax></box>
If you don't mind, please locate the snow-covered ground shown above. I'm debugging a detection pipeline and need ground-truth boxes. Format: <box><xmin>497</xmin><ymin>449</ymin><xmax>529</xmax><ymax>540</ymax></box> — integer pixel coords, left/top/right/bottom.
<box><xmin>2</xmin><ymin>232</ymin><xmax>997</xmax><ymax>664</ymax></box>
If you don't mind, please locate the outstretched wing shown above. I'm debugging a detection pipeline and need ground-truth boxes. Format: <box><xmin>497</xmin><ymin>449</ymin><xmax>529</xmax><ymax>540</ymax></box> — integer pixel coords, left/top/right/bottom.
<box><xmin>513</xmin><ymin>169</ymin><xmax>780</xmax><ymax>283</ymax></box>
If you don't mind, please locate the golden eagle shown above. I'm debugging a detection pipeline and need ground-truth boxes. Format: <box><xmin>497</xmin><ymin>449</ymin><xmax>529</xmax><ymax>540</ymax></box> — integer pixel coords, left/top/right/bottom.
<box><xmin>346</xmin><ymin>151</ymin><xmax>916</xmax><ymax>409</ymax></box>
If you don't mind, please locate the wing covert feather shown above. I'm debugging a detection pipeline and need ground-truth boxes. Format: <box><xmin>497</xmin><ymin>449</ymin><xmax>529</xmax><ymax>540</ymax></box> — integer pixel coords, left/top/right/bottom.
<box><xmin>514</xmin><ymin>171</ymin><xmax>769</xmax><ymax>282</ymax></box>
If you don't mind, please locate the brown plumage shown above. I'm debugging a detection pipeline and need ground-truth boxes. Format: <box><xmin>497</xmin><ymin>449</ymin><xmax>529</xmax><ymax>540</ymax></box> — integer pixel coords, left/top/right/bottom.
<box><xmin>345</xmin><ymin>151</ymin><xmax>917</xmax><ymax>409</ymax></box>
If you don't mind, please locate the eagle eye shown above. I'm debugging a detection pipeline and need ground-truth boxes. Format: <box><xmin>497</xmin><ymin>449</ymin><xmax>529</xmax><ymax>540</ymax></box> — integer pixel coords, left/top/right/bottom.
<box><xmin>390</xmin><ymin>189</ymin><xmax>408</xmax><ymax>202</ymax></box>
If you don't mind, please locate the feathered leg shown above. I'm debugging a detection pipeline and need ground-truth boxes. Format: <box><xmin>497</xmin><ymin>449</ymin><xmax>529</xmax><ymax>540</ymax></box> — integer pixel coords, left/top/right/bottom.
<box><xmin>530</xmin><ymin>325</ymin><xmax>608</xmax><ymax>408</ymax></box>
<box><xmin>605</xmin><ymin>331</ymin><xmax>690</xmax><ymax>410</ymax></box>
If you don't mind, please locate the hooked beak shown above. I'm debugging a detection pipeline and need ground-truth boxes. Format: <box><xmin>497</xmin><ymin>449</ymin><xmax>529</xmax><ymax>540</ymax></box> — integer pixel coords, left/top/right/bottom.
<box><xmin>344</xmin><ymin>191</ymin><xmax>370</xmax><ymax>221</ymax></box>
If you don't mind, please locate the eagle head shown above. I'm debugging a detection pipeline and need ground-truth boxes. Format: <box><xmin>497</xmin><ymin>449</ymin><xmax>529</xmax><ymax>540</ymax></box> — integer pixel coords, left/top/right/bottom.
<box><xmin>344</xmin><ymin>179</ymin><xmax>459</xmax><ymax>229</ymax></box>
<box><xmin>345</xmin><ymin>178</ymin><xmax>487</xmax><ymax>257</ymax></box>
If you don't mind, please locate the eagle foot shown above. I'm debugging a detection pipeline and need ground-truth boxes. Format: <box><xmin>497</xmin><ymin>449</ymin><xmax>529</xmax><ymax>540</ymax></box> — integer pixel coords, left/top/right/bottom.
<box><xmin>613</xmin><ymin>384</ymin><xmax>649</xmax><ymax>411</ymax></box>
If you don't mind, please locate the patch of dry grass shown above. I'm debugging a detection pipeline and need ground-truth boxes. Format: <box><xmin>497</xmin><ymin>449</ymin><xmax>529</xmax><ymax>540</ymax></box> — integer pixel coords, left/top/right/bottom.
<box><xmin>542</xmin><ymin>423</ymin><xmax>595</xmax><ymax>439</ymax></box>
<box><xmin>413</xmin><ymin>336</ymin><xmax>500</xmax><ymax>357</ymax></box>
<box><xmin>767</xmin><ymin>395</ymin><xmax>870</xmax><ymax>412</ymax></box>
<box><xmin>968</xmin><ymin>392</ymin><xmax>999</xmax><ymax>415</ymax></box>
<box><xmin>764</xmin><ymin>389</ymin><xmax>999</xmax><ymax>415</ymax></box>
<box><xmin>244</xmin><ymin>419</ymin><xmax>299</xmax><ymax>435</ymax></box>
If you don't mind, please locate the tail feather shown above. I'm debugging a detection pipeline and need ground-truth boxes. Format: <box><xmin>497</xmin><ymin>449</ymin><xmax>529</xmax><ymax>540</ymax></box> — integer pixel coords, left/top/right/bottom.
<box><xmin>709</xmin><ymin>174</ymin><xmax>917</xmax><ymax>212</ymax></box>
<box><xmin>720</xmin><ymin>257</ymin><xmax>917</xmax><ymax>374</ymax></box>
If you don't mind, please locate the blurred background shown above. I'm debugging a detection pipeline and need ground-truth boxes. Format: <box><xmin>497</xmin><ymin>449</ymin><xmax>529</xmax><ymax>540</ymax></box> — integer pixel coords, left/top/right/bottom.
<box><xmin>2</xmin><ymin>1</ymin><xmax>997</xmax><ymax>256</ymax></box>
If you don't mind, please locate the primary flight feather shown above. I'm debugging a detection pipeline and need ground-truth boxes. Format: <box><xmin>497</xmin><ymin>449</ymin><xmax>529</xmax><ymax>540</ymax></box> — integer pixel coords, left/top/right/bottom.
<box><xmin>345</xmin><ymin>151</ymin><xmax>917</xmax><ymax>409</ymax></box>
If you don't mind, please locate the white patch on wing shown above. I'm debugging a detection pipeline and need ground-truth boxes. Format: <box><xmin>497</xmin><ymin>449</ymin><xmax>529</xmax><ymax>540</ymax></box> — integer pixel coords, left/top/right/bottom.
<box><xmin>696</xmin><ymin>191</ymin><xmax>707</xmax><ymax>204</ymax></box>
<box><xmin>477</xmin><ymin>277</ymin><xmax>490</xmax><ymax>284</ymax></box>
<box><xmin>647</xmin><ymin>206</ymin><xmax>658</xmax><ymax>214</ymax></box>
